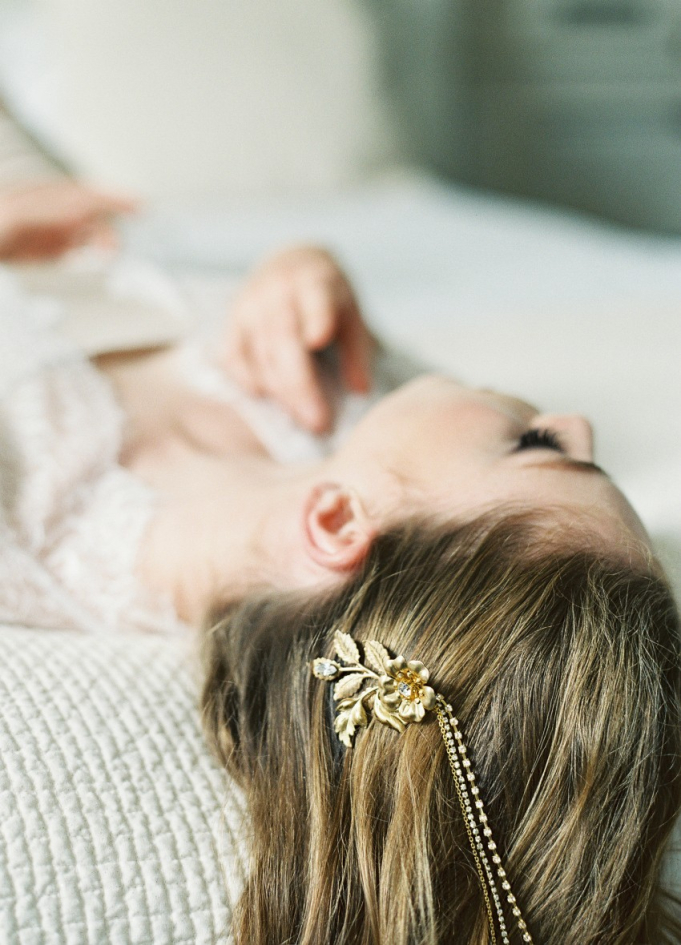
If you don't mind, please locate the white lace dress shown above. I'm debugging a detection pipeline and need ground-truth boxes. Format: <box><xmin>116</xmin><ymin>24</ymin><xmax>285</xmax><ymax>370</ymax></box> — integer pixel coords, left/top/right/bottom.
<box><xmin>0</xmin><ymin>264</ymin><xmax>423</xmax><ymax>635</ymax></box>
<box><xmin>0</xmin><ymin>269</ymin><xmax>181</xmax><ymax>634</ymax></box>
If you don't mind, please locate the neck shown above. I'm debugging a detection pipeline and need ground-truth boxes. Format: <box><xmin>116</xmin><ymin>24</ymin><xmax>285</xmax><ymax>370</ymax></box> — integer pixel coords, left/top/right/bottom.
<box><xmin>138</xmin><ymin>449</ymin><xmax>326</xmax><ymax>625</ymax></box>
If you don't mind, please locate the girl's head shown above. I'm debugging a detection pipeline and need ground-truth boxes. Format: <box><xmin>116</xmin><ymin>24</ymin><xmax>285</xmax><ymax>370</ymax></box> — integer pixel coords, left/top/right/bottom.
<box><xmin>202</xmin><ymin>513</ymin><xmax>681</xmax><ymax>944</ymax></box>
<box><xmin>186</xmin><ymin>373</ymin><xmax>653</xmax><ymax>626</ymax></box>
<box><xmin>330</xmin><ymin>374</ymin><xmax>642</xmax><ymax>538</ymax></box>
<box><xmin>267</xmin><ymin>373</ymin><xmax>652</xmax><ymax>601</ymax></box>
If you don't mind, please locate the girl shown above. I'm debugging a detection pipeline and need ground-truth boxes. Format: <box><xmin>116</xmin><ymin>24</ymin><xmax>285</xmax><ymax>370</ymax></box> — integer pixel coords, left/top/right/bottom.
<box><xmin>1</xmin><ymin>189</ymin><xmax>679</xmax><ymax>940</ymax></box>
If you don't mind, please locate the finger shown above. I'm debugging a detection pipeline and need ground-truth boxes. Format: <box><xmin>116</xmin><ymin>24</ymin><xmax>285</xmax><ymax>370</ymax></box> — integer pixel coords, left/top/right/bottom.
<box><xmin>48</xmin><ymin>190</ymin><xmax>138</xmax><ymax>236</ymax></box>
<box><xmin>56</xmin><ymin>218</ymin><xmax>118</xmax><ymax>253</ymax></box>
<box><xmin>78</xmin><ymin>188</ymin><xmax>140</xmax><ymax>217</ymax></box>
<box><xmin>259</xmin><ymin>315</ymin><xmax>331</xmax><ymax>432</ymax></box>
<box><xmin>5</xmin><ymin>226</ymin><xmax>74</xmax><ymax>260</ymax></box>
<box><xmin>337</xmin><ymin>304</ymin><xmax>374</xmax><ymax>394</ymax></box>
<box><xmin>298</xmin><ymin>285</ymin><xmax>338</xmax><ymax>352</ymax></box>
<box><xmin>34</xmin><ymin>185</ymin><xmax>138</xmax><ymax>228</ymax></box>
<box><xmin>84</xmin><ymin>220</ymin><xmax>120</xmax><ymax>250</ymax></box>
<box><xmin>49</xmin><ymin>218</ymin><xmax>121</xmax><ymax>255</ymax></box>
<box><xmin>222</xmin><ymin>325</ymin><xmax>264</xmax><ymax>397</ymax></box>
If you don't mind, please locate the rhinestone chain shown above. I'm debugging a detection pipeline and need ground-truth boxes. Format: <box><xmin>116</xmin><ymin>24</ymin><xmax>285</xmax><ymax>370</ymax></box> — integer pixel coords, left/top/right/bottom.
<box><xmin>436</xmin><ymin>697</ymin><xmax>535</xmax><ymax>944</ymax></box>
<box><xmin>436</xmin><ymin>704</ymin><xmax>498</xmax><ymax>943</ymax></box>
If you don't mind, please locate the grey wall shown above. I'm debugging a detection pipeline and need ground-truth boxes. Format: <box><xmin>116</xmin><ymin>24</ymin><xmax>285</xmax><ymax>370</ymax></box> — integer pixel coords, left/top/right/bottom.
<box><xmin>366</xmin><ymin>0</ymin><xmax>477</xmax><ymax>177</ymax></box>
<box><xmin>371</xmin><ymin>0</ymin><xmax>681</xmax><ymax>233</ymax></box>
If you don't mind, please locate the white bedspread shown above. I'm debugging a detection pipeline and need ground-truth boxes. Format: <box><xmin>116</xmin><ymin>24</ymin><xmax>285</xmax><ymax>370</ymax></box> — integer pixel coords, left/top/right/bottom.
<box><xmin>0</xmin><ymin>625</ymin><xmax>248</xmax><ymax>944</ymax></box>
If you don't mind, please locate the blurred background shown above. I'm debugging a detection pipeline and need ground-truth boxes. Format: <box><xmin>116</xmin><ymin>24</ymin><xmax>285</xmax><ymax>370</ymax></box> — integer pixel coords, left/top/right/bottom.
<box><xmin>0</xmin><ymin>0</ymin><xmax>679</xmax><ymax>591</ymax></box>
<box><xmin>376</xmin><ymin>0</ymin><xmax>681</xmax><ymax>234</ymax></box>
<box><xmin>1</xmin><ymin>0</ymin><xmax>680</xmax><ymax>230</ymax></box>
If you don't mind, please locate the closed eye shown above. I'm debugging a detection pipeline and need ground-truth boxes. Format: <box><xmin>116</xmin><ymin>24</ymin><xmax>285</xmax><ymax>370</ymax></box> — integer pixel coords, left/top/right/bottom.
<box><xmin>516</xmin><ymin>428</ymin><xmax>564</xmax><ymax>453</ymax></box>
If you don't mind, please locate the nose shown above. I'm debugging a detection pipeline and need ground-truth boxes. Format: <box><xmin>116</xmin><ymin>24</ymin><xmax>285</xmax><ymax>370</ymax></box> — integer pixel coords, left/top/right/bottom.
<box><xmin>535</xmin><ymin>414</ymin><xmax>595</xmax><ymax>461</ymax></box>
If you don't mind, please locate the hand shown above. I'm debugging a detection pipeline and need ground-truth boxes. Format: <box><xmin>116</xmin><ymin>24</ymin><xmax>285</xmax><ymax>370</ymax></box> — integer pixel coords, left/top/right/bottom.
<box><xmin>0</xmin><ymin>179</ymin><xmax>137</xmax><ymax>262</ymax></box>
<box><xmin>221</xmin><ymin>245</ymin><xmax>374</xmax><ymax>433</ymax></box>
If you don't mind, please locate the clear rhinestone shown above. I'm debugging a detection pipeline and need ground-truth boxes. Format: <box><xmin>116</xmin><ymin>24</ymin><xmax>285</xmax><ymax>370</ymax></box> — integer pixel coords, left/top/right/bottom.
<box><xmin>315</xmin><ymin>660</ymin><xmax>337</xmax><ymax>678</ymax></box>
<box><xmin>398</xmin><ymin>682</ymin><xmax>412</xmax><ymax>697</ymax></box>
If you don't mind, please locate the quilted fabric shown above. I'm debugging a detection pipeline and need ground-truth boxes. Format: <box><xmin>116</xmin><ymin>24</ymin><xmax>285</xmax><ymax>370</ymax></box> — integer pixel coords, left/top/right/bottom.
<box><xmin>1</xmin><ymin>622</ymin><xmax>680</xmax><ymax>943</ymax></box>
<box><xmin>0</xmin><ymin>625</ymin><xmax>248</xmax><ymax>944</ymax></box>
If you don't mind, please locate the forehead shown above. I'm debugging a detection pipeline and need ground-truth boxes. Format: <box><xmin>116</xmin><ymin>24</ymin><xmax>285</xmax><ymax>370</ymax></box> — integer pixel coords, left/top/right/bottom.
<box><xmin>358</xmin><ymin>376</ymin><xmax>530</xmax><ymax>437</ymax></box>
<box><xmin>428</xmin><ymin>461</ymin><xmax>651</xmax><ymax>555</ymax></box>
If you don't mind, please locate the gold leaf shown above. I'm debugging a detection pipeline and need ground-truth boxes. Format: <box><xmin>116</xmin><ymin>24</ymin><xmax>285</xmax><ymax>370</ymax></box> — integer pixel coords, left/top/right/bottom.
<box><xmin>333</xmin><ymin>630</ymin><xmax>360</xmax><ymax>665</ymax></box>
<box><xmin>336</xmin><ymin>697</ymin><xmax>357</xmax><ymax>711</ymax></box>
<box><xmin>364</xmin><ymin>640</ymin><xmax>391</xmax><ymax>674</ymax></box>
<box><xmin>350</xmin><ymin>699</ymin><xmax>368</xmax><ymax>727</ymax></box>
<box><xmin>333</xmin><ymin>673</ymin><xmax>365</xmax><ymax>701</ymax></box>
<box><xmin>334</xmin><ymin>707</ymin><xmax>355</xmax><ymax>747</ymax></box>
<box><xmin>334</xmin><ymin>707</ymin><xmax>351</xmax><ymax>732</ymax></box>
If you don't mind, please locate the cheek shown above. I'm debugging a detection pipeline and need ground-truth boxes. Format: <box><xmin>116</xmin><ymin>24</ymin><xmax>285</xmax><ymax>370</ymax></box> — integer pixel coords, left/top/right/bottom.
<box><xmin>344</xmin><ymin>391</ymin><xmax>522</xmax><ymax>496</ymax></box>
<box><xmin>399</xmin><ymin>401</ymin><xmax>512</xmax><ymax>465</ymax></box>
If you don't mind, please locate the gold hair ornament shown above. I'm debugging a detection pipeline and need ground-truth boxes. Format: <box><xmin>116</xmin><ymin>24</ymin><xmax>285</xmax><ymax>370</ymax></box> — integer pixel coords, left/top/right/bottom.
<box><xmin>312</xmin><ymin>631</ymin><xmax>535</xmax><ymax>945</ymax></box>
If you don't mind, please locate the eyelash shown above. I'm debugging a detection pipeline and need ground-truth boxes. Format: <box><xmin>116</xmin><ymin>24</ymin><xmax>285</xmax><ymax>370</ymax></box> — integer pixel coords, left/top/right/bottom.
<box><xmin>516</xmin><ymin>428</ymin><xmax>564</xmax><ymax>452</ymax></box>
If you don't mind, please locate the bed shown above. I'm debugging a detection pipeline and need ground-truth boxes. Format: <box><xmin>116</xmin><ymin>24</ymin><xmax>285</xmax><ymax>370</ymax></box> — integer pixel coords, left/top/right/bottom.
<box><xmin>2</xmin><ymin>171</ymin><xmax>680</xmax><ymax>941</ymax></box>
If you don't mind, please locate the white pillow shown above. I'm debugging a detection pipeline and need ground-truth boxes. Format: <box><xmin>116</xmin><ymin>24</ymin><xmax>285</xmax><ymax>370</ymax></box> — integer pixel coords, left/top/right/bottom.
<box><xmin>0</xmin><ymin>625</ymin><xmax>248</xmax><ymax>944</ymax></box>
<box><xmin>27</xmin><ymin>0</ymin><xmax>402</xmax><ymax>199</ymax></box>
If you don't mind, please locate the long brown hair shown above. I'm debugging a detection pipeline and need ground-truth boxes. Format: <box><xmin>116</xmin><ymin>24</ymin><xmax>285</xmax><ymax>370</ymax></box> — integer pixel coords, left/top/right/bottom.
<box><xmin>202</xmin><ymin>514</ymin><xmax>681</xmax><ymax>944</ymax></box>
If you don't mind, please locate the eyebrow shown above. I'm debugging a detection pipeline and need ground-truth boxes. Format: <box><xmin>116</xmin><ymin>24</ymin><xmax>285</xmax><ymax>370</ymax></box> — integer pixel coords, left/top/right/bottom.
<box><xmin>527</xmin><ymin>458</ymin><xmax>611</xmax><ymax>479</ymax></box>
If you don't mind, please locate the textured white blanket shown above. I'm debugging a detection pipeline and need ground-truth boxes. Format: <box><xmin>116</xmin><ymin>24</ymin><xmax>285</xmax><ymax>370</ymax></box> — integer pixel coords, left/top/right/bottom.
<box><xmin>0</xmin><ymin>625</ymin><xmax>248</xmax><ymax>944</ymax></box>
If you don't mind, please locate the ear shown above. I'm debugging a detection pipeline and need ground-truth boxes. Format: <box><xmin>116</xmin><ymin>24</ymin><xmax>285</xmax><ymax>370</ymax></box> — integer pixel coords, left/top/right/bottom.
<box><xmin>303</xmin><ymin>482</ymin><xmax>374</xmax><ymax>573</ymax></box>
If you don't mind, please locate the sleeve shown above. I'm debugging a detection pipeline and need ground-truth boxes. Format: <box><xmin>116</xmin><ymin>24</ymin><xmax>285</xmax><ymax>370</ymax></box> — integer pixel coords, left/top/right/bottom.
<box><xmin>12</xmin><ymin>258</ymin><xmax>193</xmax><ymax>358</ymax></box>
<box><xmin>0</xmin><ymin>97</ymin><xmax>65</xmax><ymax>190</ymax></box>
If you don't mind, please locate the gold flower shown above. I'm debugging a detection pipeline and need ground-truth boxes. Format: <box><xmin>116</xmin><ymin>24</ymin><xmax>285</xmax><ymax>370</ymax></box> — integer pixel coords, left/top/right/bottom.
<box><xmin>312</xmin><ymin>631</ymin><xmax>437</xmax><ymax>745</ymax></box>
<box><xmin>375</xmin><ymin>656</ymin><xmax>437</xmax><ymax>728</ymax></box>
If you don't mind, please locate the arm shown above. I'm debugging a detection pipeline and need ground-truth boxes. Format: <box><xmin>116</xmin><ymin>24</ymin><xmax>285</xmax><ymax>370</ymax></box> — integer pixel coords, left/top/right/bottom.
<box><xmin>0</xmin><ymin>97</ymin><xmax>135</xmax><ymax>261</ymax></box>
<box><xmin>0</xmin><ymin>98</ymin><xmax>188</xmax><ymax>360</ymax></box>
